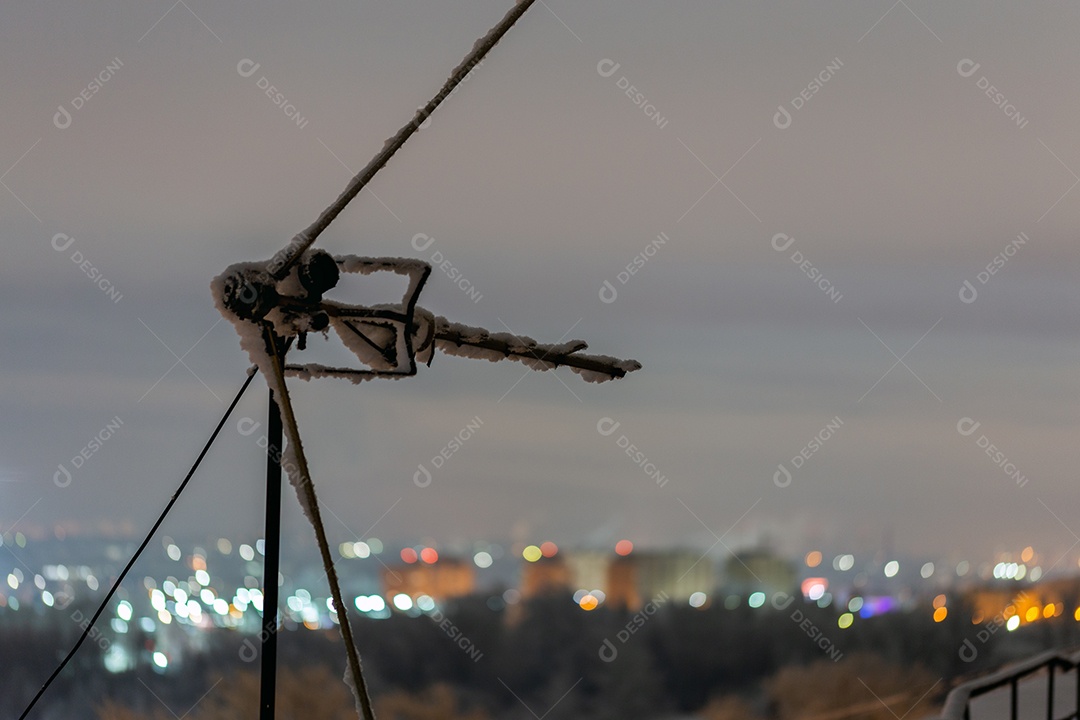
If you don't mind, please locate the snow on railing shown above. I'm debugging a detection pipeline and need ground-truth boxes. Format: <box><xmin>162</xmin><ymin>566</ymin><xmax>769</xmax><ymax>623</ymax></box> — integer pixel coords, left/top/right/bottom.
<box><xmin>925</xmin><ymin>648</ymin><xmax>1080</xmax><ymax>720</ymax></box>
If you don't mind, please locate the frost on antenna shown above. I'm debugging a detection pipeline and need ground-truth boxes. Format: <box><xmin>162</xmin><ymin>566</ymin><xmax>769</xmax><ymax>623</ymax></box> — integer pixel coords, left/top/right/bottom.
<box><xmin>209</xmin><ymin>1</ymin><xmax>634</xmax><ymax>716</ymax></box>
<box><xmin>213</xmin><ymin>251</ymin><xmax>641</xmax><ymax>384</ymax></box>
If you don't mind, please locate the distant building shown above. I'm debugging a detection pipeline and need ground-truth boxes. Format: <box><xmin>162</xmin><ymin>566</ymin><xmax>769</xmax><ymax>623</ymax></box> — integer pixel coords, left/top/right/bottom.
<box><xmin>536</xmin><ymin>548</ymin><xmax>718</xmax><ymax>611</ymax></box>
<box><xmin>966</xmin><ymin>577</ymin><xmax>1080</xmax><ymax>628</ymax></box>
<box><xmin>606</xmin><ymin>556</ymin><xmax>640</xmax><ymax>610</ymax></box>
<box><xmin>565</xmin><ymin>550</ymin><xmax>608</xmax><ymax>594</ymax></box>
<box><xmin>381</xmin><ymin>558</ymin><xmax>474</xmax><ymax>601</ymax></box>
<box><xmin>635</xmin><ymin>550</ymin><xmax>715</xmax><ymax>603</ymax></box>
<box><xmin>723</xmin><ymin>548</ymin><xmax>796</xmax><ymax>598</ymax></box>
<box><xmin>520</xmin><ymin>556</ymin><xmax>572</xmax><ymax>598</ymax></box>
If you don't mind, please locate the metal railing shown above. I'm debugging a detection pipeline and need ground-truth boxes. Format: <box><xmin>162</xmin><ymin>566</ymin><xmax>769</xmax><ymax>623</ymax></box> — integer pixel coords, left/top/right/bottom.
<box><xmin>927</xmin><ymin>649</ymin><xmax>1080</xmax><ymax>720</ymax></box>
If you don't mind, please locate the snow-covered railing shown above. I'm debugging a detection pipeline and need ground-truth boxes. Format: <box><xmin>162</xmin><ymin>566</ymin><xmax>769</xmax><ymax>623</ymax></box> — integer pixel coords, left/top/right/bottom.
<box><xmin>925</xmin><ymin>649</ymin><xmax>1080</xmax><ymax>720</ymax></box>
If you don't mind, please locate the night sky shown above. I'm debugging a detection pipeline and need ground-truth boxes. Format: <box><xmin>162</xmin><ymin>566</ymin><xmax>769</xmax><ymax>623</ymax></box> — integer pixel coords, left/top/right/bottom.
<box><xmin>2</xmin><ymin>0</ymin><xmax>1078</xmax><ymax>566</ymax></box>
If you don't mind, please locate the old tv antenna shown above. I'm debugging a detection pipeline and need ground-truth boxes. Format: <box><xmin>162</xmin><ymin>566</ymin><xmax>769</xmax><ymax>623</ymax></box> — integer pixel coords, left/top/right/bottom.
<box><xmin>213</xmin><ymin>2</ymin><xmax>641</xmax><ymax>716</ymax></box>
<box><xmin>19</xmin><ymin>2</ymin><xmax>639</xmax><ymax>719</ymax></box>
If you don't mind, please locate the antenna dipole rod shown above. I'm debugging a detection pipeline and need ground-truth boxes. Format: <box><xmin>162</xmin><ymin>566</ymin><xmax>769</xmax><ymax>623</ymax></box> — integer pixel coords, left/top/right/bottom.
<box><xmin>270</xmin><ymin>0</ymin><xmax>538</xmax><ymax>278</ymax></box>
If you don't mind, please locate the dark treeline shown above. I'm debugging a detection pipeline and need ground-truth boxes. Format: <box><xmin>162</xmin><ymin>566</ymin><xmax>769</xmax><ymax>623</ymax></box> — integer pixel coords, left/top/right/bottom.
<box><xmin>5</xmin><ymin>591</ymin><xmax>1078</xmax><ymax>719</ymax></box>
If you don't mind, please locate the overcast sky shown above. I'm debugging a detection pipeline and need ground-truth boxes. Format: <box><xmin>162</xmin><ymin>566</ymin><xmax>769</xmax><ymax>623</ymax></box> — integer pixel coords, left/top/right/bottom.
<box><xmin>2</xmin><ymin>0</ymin><xmax>1078</xmax><ymax>567</ymax></box>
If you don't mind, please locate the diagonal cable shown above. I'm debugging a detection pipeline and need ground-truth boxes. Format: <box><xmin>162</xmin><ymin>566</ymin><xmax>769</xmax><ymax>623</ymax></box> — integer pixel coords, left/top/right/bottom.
<box><xmin>18</xmin><ymin>369</ymin><xmax>258</xmax><ymax>720</ymax></box>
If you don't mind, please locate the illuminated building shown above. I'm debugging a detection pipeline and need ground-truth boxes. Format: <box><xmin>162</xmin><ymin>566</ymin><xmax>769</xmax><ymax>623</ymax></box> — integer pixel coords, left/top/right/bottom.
<box><xmin>520</xmin><ymin>556</ymin><xmax>572</xmax><ymax>598</ymax></box>
<box><xmin>723</xmin><ymin>548</ymin><xmax>796</xmax><ymax>598</ymax></box>
<box><xmin>381</xmin><ymin>558</ymin><xmax>475</xmax><ymax>601</ymax></box>
<box><xmin>635</xmin><ymin>550</ymin><xmax>716</xmax><ymax>603</ymax></box>
<box><xmin>559</xmin><ymin>548</ymin><xmax>717</xmax><ymax>610</ymax></box>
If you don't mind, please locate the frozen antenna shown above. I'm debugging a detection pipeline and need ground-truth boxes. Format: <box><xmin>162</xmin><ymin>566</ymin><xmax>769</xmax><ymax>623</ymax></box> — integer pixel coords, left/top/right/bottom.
<box><xmin>218</xmin><ymin>251</ymin><xmax>642</xmax><ymax>384</ymax></box>
<box><xmin>210</xmin><ymin>2</ymin><xmax>640</xmax><ymax>720</ymax></box>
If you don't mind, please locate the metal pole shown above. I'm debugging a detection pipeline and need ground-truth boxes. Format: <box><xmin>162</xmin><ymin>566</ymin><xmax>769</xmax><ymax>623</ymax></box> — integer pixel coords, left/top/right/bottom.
<box><xmin>260</xmin><ymin>385</ymin><xmax>283</xmax><ymax>720</ymax></box>
<box><xmin>1047</xmin><ymin>662</ymin><xmax>1055</xmax><ymax>720</ymax></box>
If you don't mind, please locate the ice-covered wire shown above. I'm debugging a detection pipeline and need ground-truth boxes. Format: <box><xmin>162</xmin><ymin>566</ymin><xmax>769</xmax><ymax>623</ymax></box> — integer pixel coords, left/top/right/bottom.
<box><xmin>270</xmin><ymin>0</ymin><xmax>538</xmax><ymax>278</ymax></box>
<box><xmin>17</xmin><ymin>369</ymin><xmax>259</xmax><ymax>720</ymax></box>
<box><xmin>263</xmin><ymin>329</ymin><xmax>376</xmax><ymax>720</ymax></box>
